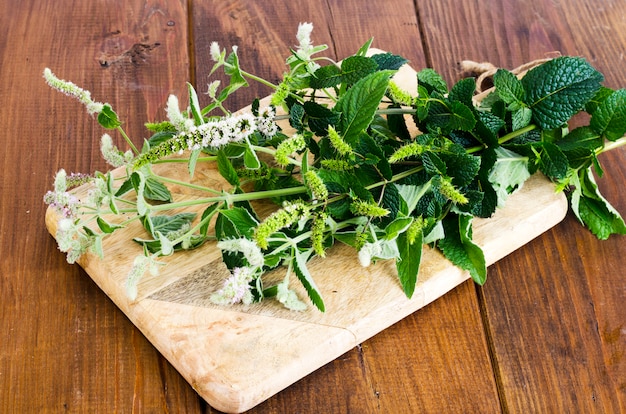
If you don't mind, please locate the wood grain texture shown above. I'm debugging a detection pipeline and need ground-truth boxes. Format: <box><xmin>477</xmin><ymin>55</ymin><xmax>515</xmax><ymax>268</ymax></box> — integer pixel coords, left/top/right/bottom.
<box><xmin>422</xmin><ymin>0</ymin><xmax>626</xmax><ymax>412</ymax></box>
<box><xmin>0</xmin><ymin>0</ymin><xmax>200</xmax><ymax>412</ymax></box>
<box><xmin>1</xmin><ymin>0</ymin><xmax>625</xmax><ymax>412</ymax></box>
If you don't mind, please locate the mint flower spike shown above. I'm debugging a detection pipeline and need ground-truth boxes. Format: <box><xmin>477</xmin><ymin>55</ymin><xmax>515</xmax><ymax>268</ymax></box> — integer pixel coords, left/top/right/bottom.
<box><xmin>217</xmin><ymin>238</ymin><xmax>265</xmax><ymax>268</ymax></box>
<box><xmin>43</xmin><ymin>169</ymin><xmax>79</xmax><ymax>219</ymax></box>
<box><xmin>304</xmin><ymin>170</ymin><xmax>328</xmax><ymax>201</ymax></box>
<box><xmin>254</xmin><ymin>200</ymin><xmax>310</xmax><ymax>249</ymax></box>
<box><xmin>438</xmin><ymin>177</ymin><xmax>469</xmax><ymax>204</ymax></box>
<box><xmin>132</xmin><ymin>112</ymin><xmax>258</xmax><ymax>169</ymax></box>
<box><xmin>327</xmin><ymin>126</ymin><xmax>352</xmax><ymax>156</ymax></box>
<box><xmin>55</xmin><ymin>217</ymin><xmax>95</xmax><ymax>264</ymax></box>
<box><xmin>210</xmin><ymin>266</ymin><xmax>257</xmax><ymax>305</ymax></box>
<box><xmin>43</xmin><ymin>68</ymin><xmax>104</xmax><ymax>116</ymax></box>
<box><xmin>166</xmin><ymin>95</ymin><xmax>194</xmax><ymax>133</ymax></box>
<box><xmin>349</xmin><ymin>199</ymin><xmax>390</xmax><ymax>218</ymax></box>
<box><xmin>100</xmin><ymin>133</ymin><xmax>133</xmax><ymax>168</ymax></box>
<box><xmin>275</xmin><ymin>134</ymin><xmax>306</xmax><ymax>166</ymax></box>
<box><xmin>287</xmin><ymin>22</ymin><xmax>327</xmax><ymax>73</ymax></box>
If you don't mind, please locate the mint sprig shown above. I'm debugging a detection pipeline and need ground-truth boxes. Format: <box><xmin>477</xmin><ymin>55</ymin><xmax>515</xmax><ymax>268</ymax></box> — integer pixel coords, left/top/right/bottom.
<box><xmin>44</xmin><ymin>24</ymin><xmax>626</xmax><ymax>312</ymax></box>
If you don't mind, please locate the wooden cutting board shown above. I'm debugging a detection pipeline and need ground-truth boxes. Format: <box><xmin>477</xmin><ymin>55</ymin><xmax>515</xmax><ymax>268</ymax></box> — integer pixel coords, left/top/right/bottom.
<box><xmin>45</xmin><ymin>59</ymin><xmax>569</xmax><ymax>413</ymax></box>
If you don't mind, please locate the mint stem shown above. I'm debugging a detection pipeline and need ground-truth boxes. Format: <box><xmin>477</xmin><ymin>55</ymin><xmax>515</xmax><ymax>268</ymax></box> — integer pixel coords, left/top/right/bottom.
<box><xmin>117</xmin><ymin>126</ymin><xmax>140</xmax><ymax>155</ymax></box>
<box><xmin>597</xmin><ymin>135</ymin><xmax>626</xmax><ymax>155</ymax></box>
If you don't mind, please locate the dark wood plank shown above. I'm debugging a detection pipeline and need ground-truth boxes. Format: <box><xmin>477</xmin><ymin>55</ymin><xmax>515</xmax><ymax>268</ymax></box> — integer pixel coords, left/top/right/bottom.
<box><xmin>362</xmin><ymin>281</ymin><xmax>502</xmax><ymax>413</ymax></box>
<box><xmin>0</xmin><ymin>0</ymin><xmax>202</xmax><ymax>412</ymax></box>
<box><xmin>420</xmin><ymin>0</ymin><xmax>626</xmax><ymax>411</ymax></box>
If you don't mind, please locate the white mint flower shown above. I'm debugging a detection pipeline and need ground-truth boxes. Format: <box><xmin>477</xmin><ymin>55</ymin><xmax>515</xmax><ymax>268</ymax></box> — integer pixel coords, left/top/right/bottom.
<box><xmin>100</xmin><ymin>134</ymin><xmax>133</xmax><ymax>167</ymax></box>
<box><xmin>55</xmin><ymin>218</ymin><xmax>94</xmax><ymax>264</ymax></box>
<box><xmin>276</xmin><ymin>277</ymin><xmax>307</xmax><ymax>311</ymax></box>
<box><xmin>210</xmin><ymin>266</ymin><xmax>256</xmax><ymax>305</ymax></box>
<box><xmin>43</xmin><ymin>169</ymin><xmax>79</xmax><ymax>218</ymax></box>
<box><xmin>217</xmin><ymin>238</ymin><xmax>264</xmax><ymax>268</ymax></box>
<box><xmin>296</xmin><ymin>22</ymin><xmax>314</xmax><ymax>53</ymax></box>
<box><xmin>171</xmin><ymin>112</ymin><xmax>257</xmax><ymax>151</ymax></box>
<box><xmin>206</xmin><ymin>80</ymin><xmax>221</xmax><ymax>99</ymax></box>
<box><xmin>125</xmin><ymin>255</ymin><xmax>149</xmax><ymax>300</ymax></box>
<box><xmin>256</xmin><ymin>106</ymin><xmax>278</xmax><ymax>137</ymax></box>
<box><xmin>166</xmin><ymin>95</ymin><xmax>194</xmax><ymax>133</ymax></box>
<box><xmin>43</xmin><ymin>68</ymin><xmax>104</xmax><ymax>115</ymax></box>
<box><xmin>210</xmin><ymin>41</ymin><xmax>222</xmax><ymax>62</ymax></box>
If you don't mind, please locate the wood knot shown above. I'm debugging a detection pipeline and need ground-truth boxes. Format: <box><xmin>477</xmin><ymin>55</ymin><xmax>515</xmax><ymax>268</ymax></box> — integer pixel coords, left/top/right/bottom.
<box><xmin>98</xmin><ymin>34</ymin><xmax>161</xmax><ymax>68</ymax></box>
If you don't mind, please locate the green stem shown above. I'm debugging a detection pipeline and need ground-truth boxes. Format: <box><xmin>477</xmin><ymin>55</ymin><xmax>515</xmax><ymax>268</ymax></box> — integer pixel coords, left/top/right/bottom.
<box><xmin>151</xmin><ymin>173</ymin><xmax>223</xmax><ymax>195</ymax></box>
<box><xmin>117</xmin><ymin>126</ymin><xmax>139</xmax><ymax>155</ymax></box>
<box><xmin>466</xmin><ymin>124</ymin><xmax>537</xmax><ymax>154</ymax></box>
<box><xmin>149</xmin><ymin>185</ymin><xmax>308</xmax><ymax>212</ymax></box>
<box><xmin>597</xmin><ymin>135</ymin><xmax>626</xmax><ymax>155</ymax></box>
<box><xmin>153</xmin><ymin>156</ymin><xmax>217</xmax><ymax>164</ymax></box>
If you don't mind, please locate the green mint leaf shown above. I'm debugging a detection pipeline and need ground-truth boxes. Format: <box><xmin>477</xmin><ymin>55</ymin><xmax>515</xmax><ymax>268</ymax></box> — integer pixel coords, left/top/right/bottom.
<box><xmin>426</xmin><ymin>100</ymin><xmax>476</xmax><ymax>133</ymax></box>
<box><xmin>115</xmin><ymin>177</ymin><xmax>134</xmax><ymax>197</ymax></box>
<box><xmin>188</xmin><ymin>149</ymin><xmax>201</xmax><ymax>177</ymax></box>
<box><xmin>212</xmin><ymin>49</ymin><xmax>250</xmax><ymax>105</ymax></box>
<box><xmin>570</xmin><ymin>167</ymin><xmax>626</xmax><ymax>239</ymax></box>
<box><xmin>438</xmin><ymin>214</ymin><xmax>487</xmax><ymax>285</ymax></box>
<box><xmin>535</xmin><ymin>141</ymin><xmax>569</xmax><ymax>179</ymax></box>
<box><xmin>130</xmin><ymin>172</ymin><xmax>149</xmax><ymax>216</ymax></box>
<box><xmin>449</xmin><ymin>77</ymin><xmax>476</xmax><ymax>108</ymax></box>
<box><xmin>97</xmin><ymin>104</ymin><xmax>122</xmax><ymax>129</ymax></box>
<box><xmin>488</xmin><ymin>147</ymin><xmax>530</xmax><ymax>207</ymax></box>
<box><xmin>417</xmin><ymin>68</ymin><xmax>448</xmax><ymax>95</ymax></box>
<box><xmin>396</xmin><ymin>230</ymin><xmax>422</xmax><ymax>298</ymax></box>
<box><xmin>132</xmin><ymin>238</ymin><xmax>162</xmax><ymax>254</ymax></box>
<box><xmin>218</xmin><ymin>207</ymin><xmax>259</xmax><ymax>239</ymax></box>
<box><xmin>585</xmin><ymin>86</ymin><xmax>614</xmax><ymax>114</ymax></box>
<box><xmin>556</xmin><ymin>126</ymin><xmax>602</xmax><ymax>169</ymax></box>
<box><xmin>511</xmin><ymin>107</ymin><xmax>533</xmax><ymax>130</ymax></box>
<box><xmin>371</xmin><ymin>53</ymin><xmax>408</xmax><ymax>71</ymax></box>
<box><xmin>199</xmin><ymin>203</ymin><xmax>220</xmax><ymax>237</ymax></box>
<box><xmin>223</xmin><ymin>48</ymin><xmax>249</xmax><ymax>90</ymax></box>
<box><xmin>522</xmin><ymin>56</ymin><xmax>603</xmax><ymax>129</ymax></box>
<box><xmin>355</xmin><ymin>38</ymin><xmax>374</xmax><ymax>56</ymax></box>
<box><xmin>303</xmin><ymin>101</ymin><xmax>340</xmax><ymax>135</ymax></box>
<box><xmin>384</xmin><ymin>217</ymin><xmax>414</xmax><ymax>241</ymax></box>
<box><xmin>146</xmin><ymin>130</ymin><xmax>176</xmax><ymax>147</ymax></box>
<box><xmin>141</xmin><ymin>212</ymin><xmax>196</xmax><ymax>239</ymax></box>
<box><xmin>475</xmin><ymin>111</ymin><xmax>505</xmax><ymax>147</ymax></box>
<box><xmin>243</xmin><ymin>146</ymin><xmax>261</xmax><ymax>169</ymax></box>
<box><xmin>493</xmin><ymin>69</ymin><xmax>525</xmax><ymax>105</ymax></box>
<box><xmin>96</xmin><ymin>216</ymin><xmax>123</xmax><ymax>234</ymax></box>
<box><xmin>336</xmin><ymin>70</ymin><xmax>394</xmax><ymax>146</ymax></box>
<box><xmin>293</xmin><ymin>249</ymin><xmax>325</xmax><ymax>312</ymax></box>
<box><xmin>144</xmin><ymin>177</ymin><xmax>173</xmax><ymax>202</ymax></box>
<box><xmin>415</xmin><ymin>85</ymin><xmax>431</xmax><ymax>121</ymax></box>
<box><xmin>217</xmin><ymin>149</ymin><xmax>240</xmax><ymax>186</ymax></box>
<box><xmin>187</xmin><ymin>83</ymin><xmax>204</xmax><ymax>125</ymax></box>
<box><xmin>439</xmin><ymin>145</ymin><xmax>481</xmax><ymax>187</ymax></box>
<box><xmin>590</xmin><ymin>89</ymin><xmax>626</xmax><ymax>141</ymax></box>
<box><xmin>310</xmin><ymin>65</ymin><xmax>343</xmax><ymax>89</ymax></box>
<box><xmin>340</xmin><ymin>55</ymin><xmax>379</xmax><ymax>86</ymax></box>
<box><xmin>397</xmin><ymin>182</ymin><xmax>431</xmax><ymax>216</ymax></box>
<box><xmin>422</xmin><ymin>151</ymin><xmax>447</xmax><ymax>176</ymax></box>
<box><xmin>353</xmin><ymin>133</ymin><xmax>393</xmax><ymax>180</ymax></box>
<box><xmin>289</xmin><ymin>103</ymin><xmax>306</xmax><ymax>132</ymax></box>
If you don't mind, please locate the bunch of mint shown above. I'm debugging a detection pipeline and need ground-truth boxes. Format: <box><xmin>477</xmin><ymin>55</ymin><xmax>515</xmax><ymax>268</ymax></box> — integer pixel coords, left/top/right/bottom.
<box><xmin>45</xmin><ymin>25</ymin><xmax>625</xmax><ymax>311</ymax></box>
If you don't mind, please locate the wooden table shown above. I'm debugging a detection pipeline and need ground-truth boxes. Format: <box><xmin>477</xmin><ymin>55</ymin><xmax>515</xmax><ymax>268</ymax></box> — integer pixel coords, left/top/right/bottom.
<box><xmin>2</xmin><ymin>0</ymin><xmax>625</xmax><ymax>412</ymax></box>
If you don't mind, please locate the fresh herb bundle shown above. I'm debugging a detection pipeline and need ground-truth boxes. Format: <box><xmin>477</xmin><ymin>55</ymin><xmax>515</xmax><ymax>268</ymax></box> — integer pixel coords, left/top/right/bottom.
<box><xmin>45</xmin><ymin>24</ymin><xmax>625</xmax><ymax>311</ymax></box>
